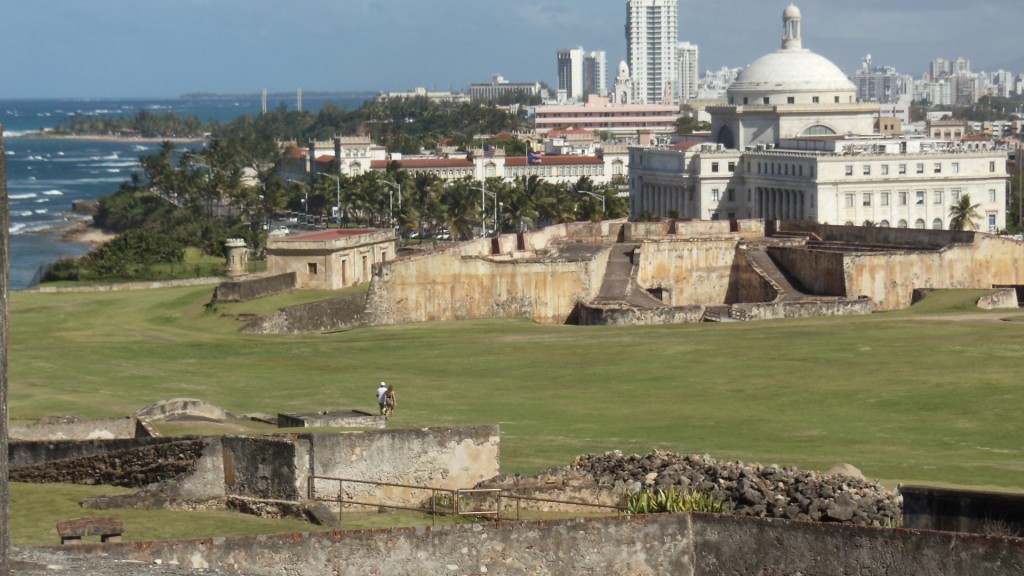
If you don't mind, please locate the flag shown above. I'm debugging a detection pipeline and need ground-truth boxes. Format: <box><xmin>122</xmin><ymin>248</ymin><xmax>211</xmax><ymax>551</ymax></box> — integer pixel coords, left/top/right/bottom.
<box><xmin>528</xmin><ymin>150</ymin><xmax>542</xmax><ymax>165</ymax></box>
<box><xmin>483</xmin><ymin>144</ymin><xmax>495</xmax><ymax>158</ymax></box>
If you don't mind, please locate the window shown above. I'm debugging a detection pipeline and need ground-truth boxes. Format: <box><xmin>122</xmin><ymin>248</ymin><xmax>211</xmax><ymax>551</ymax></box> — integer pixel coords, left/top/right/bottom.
<box><xmin>916</xmin><ymin>163</ymin><xmax>924</xmax><ymax>174</ymax></box>
<box><xmin>307</xmin><ymin>263</ymin><xmax>318</xmax><ymax>275</ymax></box>
<box><xmin>934</xmin><ymin>163</ymin><xmax>942</xmax><ymax>174</ymax></box>
<box><xmin>898</xmin><ymin>164</ymin><xmax>907</xmax><ymax>175</ymax></box>
<box><xmin>743</xmin><ymin>97</ymin><xmax>749</xmax><ymax>105</ymax></box>
<box><xmin>712</xmin><ymin>189</ymin><xmax>720</xmax><ymax>202</ymax></box>
<box><xmin>763</xmin><ymin>97</ymin><xmax>770</xmax><ymax>105</ymax></box>
<box><xmin>914</xmin><ymin>218</ymin><xmax>926</xmax><ymax>229</ymax></box>
<box><xmin>812</xmin><ymin>96</ymin><xmax>820</xmax><ymax>103</ymax></box>
<box><xmin>845</xmin><ymin>165</ymin><xmax>854</xmax><ymax>176</ymax></box>
<box><xmin>898</xmin><ymin>191</ymin><xmax>908</xmax><ymax>205</ymax></box>
<box><xmin>881</xmin><ymin>192</ymin><xmax>890</xmax><ymax>206</ymax></box>
<box><xmin>989</xmin><ymin>189</ymin><xmax>997</xmax><ymax>202</ymax></box>
<box><xmin>863</xmin><ymin>193</ymin><xmax>872</xmax><ymax>206</ymax></box>
<box><xmin>880</xmin><ymin>220</ymin><xmax>890</xmax><ymax>227</ymax></box>
<box><xmin>990</xmin><ymin>161</ymin><xmax>996</xmax><ymax>172</ymax></box>
<box><xmin>728</xmin><ymin>97</ymin><xmax>734</xmax><ymax>105</ymax></box>
<box><xmin>834</xmin><ymin>96</ymin><xmax>840</xmax><ymax>103</ymax></box>
<box><xmin>787</xmin><ymin>96</ymin><xmax>795</xmax><ymax>104</ymax></box>
<box><xmin>863</xmin><ymin>165</ymin><xmax>871</xmax><ymax>176</ymax></box>
<box><xmin>727</xmin><ymin>161</ymin><xmax>735</xmax><ymax>172</ymax></box>
<box><xmin>845</xmin><ymin>193</ymin><xmax>855</xmax><ymax>207</ymax></box>
<box><xmin>952</xmin><ymin>162</ymin><xmax>959</xmax><ymax>173</ymax></box>
<box><xmin>915</xmin><ymin>191</ymin><xmax>925</xmax><ymax>205</ymax></box>
<box><xmin>933</xmin><ymin>191</ymin><xmax>943</xmax><ymax>205</ymax></box>
<box><xmin>932</xmin><ymin>218</ymin><xmax>943</xmax><ymax>230</ymax></box>
<box><xmin>897</xmin><ymin>219</ymin><xmax>908</xmax><ymax>228</ymax></box>
<box><xmin>711</xmin><ymin>162</ymin><xmax>719</xmax><ymax>173</ymax></box>
<box><xmin>727</xmin><ymin>188</ymin><xmax>735</xmax><ymax>201</ymax></box>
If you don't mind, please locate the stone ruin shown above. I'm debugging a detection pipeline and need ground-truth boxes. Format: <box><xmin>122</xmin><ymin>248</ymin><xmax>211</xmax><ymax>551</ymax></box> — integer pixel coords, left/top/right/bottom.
<box><xmin>484</xmin><ymin>449</ymin><xmax>902</xmax><ymax>527</ymax></box>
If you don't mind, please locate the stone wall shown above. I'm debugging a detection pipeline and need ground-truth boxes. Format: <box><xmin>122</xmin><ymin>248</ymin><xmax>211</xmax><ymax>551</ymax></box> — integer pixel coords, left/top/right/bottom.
<box><xmin>902</xmin><ymin>485</ymin><xmax>1024</xmax><ymax>536</ymax></box>
<box><xmin>211</xmin><ymin>273</ymin><xmax>296</xmax><ymax>304</ymax></box>
<box><xmin>844</xmin><ymin>235</ymin><xmax>1024</xmax><ymax>311</ymax></box>
<box><xmin>768</xmin><ymin>245</ymin><xmax>848</xmax><ymax>296</ymax></box>
<box><xmin>636</xmin><ymin>238</ymin><xmax>738</xmax><ymax>306</ymax></box>
<box><xmin>734</xmin><ymin>298</ymin><xmax>874</xmax><ymax>321</ymax></box>
<box><xmin>8</xmin><ymin>436</ymin><xmax>188</xmax><ymax>468</ymax></box>
<box><xmin>780</xmin><ymin>220</ymin><xmax>975</xmax><ymax>249</ymax></box>
<box><xmin>364</xmin><ymin>244</ymin><xmax>607</xmax><ymax>326</ymax></box>
<box><xmin>241</xmin><ymin>293</ymin><xmax>368</xmax><ymax>334</ymax></box>
<box><xmin>727</xmin><ymin>247</ymin><xmax>777</xmax><ymax>304</ymax></box>
<box><xmin>576</xmin><ymin>302</ymin><xmax>704</xmax><ymax>326</ymax></box>
<box><xmin>9</xmin><ymin>417</ymin><xmax>148</xmax><ymax>441</ymax></box>
<box><xmin>54</xmin><ymin>513</ymin><xmax>1024</xmax><ymax>575</ymax></box>
<box><xmin>978</xmin><ymin>287</ymin><xmax>1019</xmax><ymax>309</ymax></box>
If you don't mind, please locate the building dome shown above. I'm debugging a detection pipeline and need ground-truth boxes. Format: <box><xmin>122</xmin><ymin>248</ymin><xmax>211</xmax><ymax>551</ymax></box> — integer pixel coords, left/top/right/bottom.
<box><xmin>727</xmin><ymin>4</ymin><xmax>855</xmax><ymax>98</ymax></box>
<box><xmin>728</xmin><ymin>50</ymin><xmax>856</xmax><ymax>95</ymax></box>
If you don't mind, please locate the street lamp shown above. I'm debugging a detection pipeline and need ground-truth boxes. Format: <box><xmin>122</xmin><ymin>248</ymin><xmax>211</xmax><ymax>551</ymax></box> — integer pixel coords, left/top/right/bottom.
<box><xmin>382</xmin><ymin>180</ymin><xmax>401</xmax><ymax>227</ymax></box>
<box><xmin>576</xmin><ymin>190</ymin><xmax>606</xmax><ymax>218</ymax></box>
<box><xmin>319</xmin><ymin>173</ymin><xmax>341</xmax><ymax>227</ymax></box>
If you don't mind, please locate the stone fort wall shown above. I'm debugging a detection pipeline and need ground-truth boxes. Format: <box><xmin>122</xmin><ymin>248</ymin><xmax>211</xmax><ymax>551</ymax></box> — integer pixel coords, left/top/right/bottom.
<box><xmin>53</xmin><ymin>512</ymin><xmax>1024</xmax><ymax>575</ymax></box>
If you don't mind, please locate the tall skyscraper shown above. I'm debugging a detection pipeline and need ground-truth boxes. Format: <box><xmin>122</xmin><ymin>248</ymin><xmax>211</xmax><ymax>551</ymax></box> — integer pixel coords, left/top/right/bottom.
<box><xmin>583</xmin><ymin>50</ymin><xmax>609</xmax><ymax>98</ymax></box>
<box><xmin>557</xmin><ymin>47</ymin><xmax>585</xmax><ymax>102</ymax></box>
<box><xmin>625</xmin><ymin>0</ymin><xmax>679</xmax><ymax>104</ymax></box>
<box><xmin>677</xmin><ymin>41</ymin><xmax>699</xmax><ymax>103</ymax></box>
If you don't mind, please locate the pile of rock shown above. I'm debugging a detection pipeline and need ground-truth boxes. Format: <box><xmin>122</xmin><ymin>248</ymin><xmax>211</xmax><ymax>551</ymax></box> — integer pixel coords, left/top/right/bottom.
<box><xmin>566</xmin><ymin>450</ymin><xmax>902</xmax><ymax>526</ymax></box>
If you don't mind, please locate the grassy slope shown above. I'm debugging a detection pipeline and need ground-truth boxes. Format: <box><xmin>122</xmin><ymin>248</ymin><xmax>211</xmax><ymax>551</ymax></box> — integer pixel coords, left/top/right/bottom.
<box><xmin>8</xmin><ymin>286</ymin><xmax>1024</xmax><ymax>543</ymax></box>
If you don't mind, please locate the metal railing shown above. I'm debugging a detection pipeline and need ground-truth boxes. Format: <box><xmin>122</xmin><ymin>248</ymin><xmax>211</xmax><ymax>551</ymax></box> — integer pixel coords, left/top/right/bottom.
<box><xmin>307</xmin><ymin>475</ymin><xmax>628</xmax><ymax>526</ymax></box>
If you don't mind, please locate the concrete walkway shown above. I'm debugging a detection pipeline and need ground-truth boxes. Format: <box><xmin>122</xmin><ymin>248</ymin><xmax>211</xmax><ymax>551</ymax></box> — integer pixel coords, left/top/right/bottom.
<box><xmin>594</xmin><ymin>244</ymin><xmax>666</xmax><ymax>308</ymax></box>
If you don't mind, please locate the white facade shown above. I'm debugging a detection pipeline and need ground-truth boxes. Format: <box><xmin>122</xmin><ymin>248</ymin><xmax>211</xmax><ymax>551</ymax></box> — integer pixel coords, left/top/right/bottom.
<box><xmin>678</xmin><ymin>42</ymin><xmax>699</xmax><ymax>103</ymax></box>
<box><xmin>584</xmin><ymin>51</ymin><xmax>609</xmax><ymax>98</ymax></box>
<box><xmin>629</xmin><ymin>5</ymin><xmax>1010</xmax><ymax>232</ymax></box>
<box><xmin>557</xmin><ymin>47</ymin><xmax>585</xmax><ymax>102</ymax></box>
<box><xmin>626</xmin><ymin>0</ymin><xmax>679</xmax><ymax>104</ymax></box>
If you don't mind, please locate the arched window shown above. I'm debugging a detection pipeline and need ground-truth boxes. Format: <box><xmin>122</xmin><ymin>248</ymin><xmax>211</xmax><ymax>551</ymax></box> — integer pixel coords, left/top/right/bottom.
<box><xmin>932</xmin><ymin>218</ymin><xmax>943</xmax><ymax>230</ymax></box>
<box><xmin>844</xmin><ymin>221</ymin><xmax>855</xmax><ymax>226</ymax></box>
<box><xmin>802</xmin><ymin>124</ymin><xmax>836</xmax><ymax>136</ymax></box>
<box><xmin>897</xmin><ymin>219</ymin><xmax>908</xmax><ymax>228</ymax></box>
<box><xmin>914</xmin><ymin>218</ymin><xmax>926</xmax><ymax>229</ymax></box>
<box><xmin>879</xmin><ymin>220</ymin><xmax>890</xmax><ymax>227</ymax></box>
<box><xmin>717</xmin><ymin>126</ymin><xmax>735</xmax><ymax>149</ymax></box>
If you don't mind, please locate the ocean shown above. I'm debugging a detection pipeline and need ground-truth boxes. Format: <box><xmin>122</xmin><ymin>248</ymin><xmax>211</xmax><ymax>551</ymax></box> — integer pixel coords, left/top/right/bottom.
<box><xmin>1</xmin><ymin>94</ymin><xmax>369</xmax><ymax>289</ymax></box>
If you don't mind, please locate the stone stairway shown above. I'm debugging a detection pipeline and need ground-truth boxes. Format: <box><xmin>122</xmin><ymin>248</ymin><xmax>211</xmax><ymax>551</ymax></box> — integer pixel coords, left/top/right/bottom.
<box><xmin>594</xmin><ymin>243</ymin><xmax>666</xmax><ymax>308</ymax></box>
<box><xmin>744</xmin><ymin>246</ymin><xmax>809</xmax><ymax>302</ymax></box>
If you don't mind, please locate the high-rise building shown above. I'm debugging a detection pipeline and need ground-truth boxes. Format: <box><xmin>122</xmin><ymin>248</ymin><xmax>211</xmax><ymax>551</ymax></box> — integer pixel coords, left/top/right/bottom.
<box><xmin>558</xmin><ymin>48</ymin><xmax>609</xmax><ymax>102</ymax></box>
<box><xmin>583</xmin><ymin>50</ymin><xmax>609</xmax><ymax>98</ymax></box>
<box><xmin>677</xmin><ymin>41</ymin><xmax>699</xmax><ymax>103</ymax></box>
<box><xmin>625</xmin><ymin>0</ymin><xmax>679</xmax><ymax>105</ymax></box>
<box><xmin>557</xmin><ymin>47</ymin><xmax>585</xmax><ymax>102</ymax></box>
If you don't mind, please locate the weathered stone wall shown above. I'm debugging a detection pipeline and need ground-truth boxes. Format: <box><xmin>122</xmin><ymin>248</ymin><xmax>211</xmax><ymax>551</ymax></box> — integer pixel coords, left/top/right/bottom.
<box><xmin>303</xmin><ymin>426</ymin><xmax>500</xmax><ymax>509</ymax></box>
<box><xmin>844</xmin><ymin>235</ymin><xmax>1024</xmax><ymax>311</ymax></box>
<box><xmin>978</xmin><ymin>287</ymin><xmax>1019</xmax><ymax>309</ymax></box>
<box><xmin>727</xmin><ymin>247</ymin><xmax>777</xmax><ymax>304</ymax></box>
<box><xmin>223</xmin><ymin>436</ymin><xmax>302</xmax><ymax>501</ymax></box>
<box><xmin>780</xmin><ymin>220</ymin><xmax>976</xmax><ymax>249</ymax></box>
<box><xmin>767</xmin><ymin>246</ymin><xmax>848</xmax><ymax>296</ymax></box>
<box><xmin>902</xmin><ymin>484</ymin><xmax>1024</xmax><ymax>536</ymax></box>
<box><xmin>211</xmin><ymin>273</ymin><xmax>296</xmax><ymax>303</ymax></box>
<box><xmin>10</xmin><ymin>439</ymin><xmax>206</xmax><ymax>488</ymax></box>
<box><xmin>636</xmin><ymin>239</ymin><xmax>738</xmax><ymax>306</ymax></box>
<box><xmin>735</xmin><ymin>298</ymin><xmax>873</xmax><ymax>321</ymax></box>
<box><xmin>8</xmin><ymin>436</ymin><xmax>188</xmax><ymax>468</ymax></box>
<box><xmin>576</xmin><ymin>302</ymin><xmax>704</xmax><ymax>326</ymax></box>
<box><xmin>364</xmin><ymin>246</ymin><xmax>607</xmax><ymax>326</ymax></box>
<box><xmin>56</xmin><ymin>513</ymin><xmax>1024</xmax><ymax>575</ymax></box>
<box><xmin>240</xmin><ymin>293</ymin><xmax>368</xmax><ymax>334</ymax></box>
<box><xmin>9</xmin><ymin>417</ymin><xmax>145</xmax><ymax>441</ymax></box>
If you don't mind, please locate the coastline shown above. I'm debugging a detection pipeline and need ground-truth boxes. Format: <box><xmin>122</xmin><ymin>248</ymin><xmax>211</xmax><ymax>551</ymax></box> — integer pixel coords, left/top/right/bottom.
<box><xmin>50</xmin><ymin>220</ymin><xmax>117</xmax><ymax>245</ymax></box>
<box><xmin>11</xmin><ymin>130</ymin><xmax>206</xmax><ymax>144</ymax></box>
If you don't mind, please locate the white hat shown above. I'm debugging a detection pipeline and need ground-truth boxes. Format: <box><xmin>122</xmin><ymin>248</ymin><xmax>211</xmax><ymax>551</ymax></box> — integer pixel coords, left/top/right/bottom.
<box><xmin>380</xmin><ymin>381</ymin><xmax>386</xmax><ymax>386</ymax></box>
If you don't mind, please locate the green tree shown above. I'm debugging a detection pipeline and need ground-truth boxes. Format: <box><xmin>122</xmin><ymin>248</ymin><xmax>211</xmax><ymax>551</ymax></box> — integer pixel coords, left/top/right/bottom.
<box><xmin>948</xmin><ymin>193</ymin><xmax>982</xmax><ymax>231</ymax></box>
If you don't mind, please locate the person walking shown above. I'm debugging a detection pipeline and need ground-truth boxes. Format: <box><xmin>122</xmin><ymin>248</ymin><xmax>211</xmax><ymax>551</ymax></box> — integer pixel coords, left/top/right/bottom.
<box><xmin>382</xmin><ymin>384</ymin><xmax>397</xmax><ymax>420</ymax></box>
<box><xmin>376</xmin><ymin>381</ymin><xmax>389</xmax><ymax>415</ymax></box>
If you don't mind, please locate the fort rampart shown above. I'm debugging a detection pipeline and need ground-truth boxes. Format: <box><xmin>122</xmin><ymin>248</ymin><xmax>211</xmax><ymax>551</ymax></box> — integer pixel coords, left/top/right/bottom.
<box><xmin>51</xmin><ymin>512</ymin><xmax>1024</xmax><ymax>575</ymax></box>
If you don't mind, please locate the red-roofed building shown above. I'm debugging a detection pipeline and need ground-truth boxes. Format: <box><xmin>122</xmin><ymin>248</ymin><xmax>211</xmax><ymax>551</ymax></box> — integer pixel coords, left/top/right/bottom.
<box><xmin>266</xmin><ymin>228</ymin><xmax>396</xmax><ymax>290</ymax></box>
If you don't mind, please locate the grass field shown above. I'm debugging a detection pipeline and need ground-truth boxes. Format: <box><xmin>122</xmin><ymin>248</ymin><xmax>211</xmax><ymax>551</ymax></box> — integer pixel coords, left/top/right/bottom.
<box><xmin>7</xmin><ymin>285</ymin><xmax>1024</xmax><ymax>544</ymax></box>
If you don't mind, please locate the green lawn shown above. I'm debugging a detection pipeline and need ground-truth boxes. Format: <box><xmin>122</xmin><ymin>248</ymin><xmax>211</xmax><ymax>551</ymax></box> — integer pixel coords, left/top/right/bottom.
<box><xmin>7</xmin><ymin>286</ymin><xmax>1024</xmax><ymax>544</ymax></box>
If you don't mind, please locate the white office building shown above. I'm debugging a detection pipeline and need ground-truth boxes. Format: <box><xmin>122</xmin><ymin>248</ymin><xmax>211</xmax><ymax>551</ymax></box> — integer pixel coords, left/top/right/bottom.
<box><xmin>629</xmin><ymin>5</ymin><xmax>1009</xmax><ymax>232</ymax></box>
<box><xmin>626</xmin><ymin>0</ymin><xmax>679</xmax><ymax>104</ymax></box>
<box><xmin>678</xmin><ymin>42</ymin><xmax>699</xmax><ymax>103</ymax></box>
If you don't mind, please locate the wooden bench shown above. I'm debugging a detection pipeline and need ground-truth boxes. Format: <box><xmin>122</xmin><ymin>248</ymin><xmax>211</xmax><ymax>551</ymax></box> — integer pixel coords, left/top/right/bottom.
<box><xmin>56</xmin><ymin>516</ymin><xmax>123</xmax><ymax>545</ymax></box>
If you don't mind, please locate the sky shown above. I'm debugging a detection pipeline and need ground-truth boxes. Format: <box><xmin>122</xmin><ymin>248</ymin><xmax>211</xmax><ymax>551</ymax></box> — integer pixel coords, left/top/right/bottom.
<box><xmin>3</xmin><ymin>0</ymin><xmax>1022</xmax><ymax>99</ymax></box>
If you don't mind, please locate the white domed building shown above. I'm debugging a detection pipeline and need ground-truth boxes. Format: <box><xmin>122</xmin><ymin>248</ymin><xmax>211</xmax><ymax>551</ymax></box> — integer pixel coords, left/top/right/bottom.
<box><xmin>710</xmin><ymin>4</ymin><xmax>879</xmax><ymax>149</ymax></box>
<box><xmin>630</xmin><ymin>5</ymin><xmax>1008</xmax><ymax>232</ymax></box>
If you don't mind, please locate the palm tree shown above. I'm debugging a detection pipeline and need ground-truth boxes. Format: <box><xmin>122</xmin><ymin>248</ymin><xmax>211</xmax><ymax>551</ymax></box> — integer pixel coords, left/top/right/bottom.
<box><xmin>949</xmin><ymin>194</ymin><xmax>981</xmax><ymax>231</ymax></box>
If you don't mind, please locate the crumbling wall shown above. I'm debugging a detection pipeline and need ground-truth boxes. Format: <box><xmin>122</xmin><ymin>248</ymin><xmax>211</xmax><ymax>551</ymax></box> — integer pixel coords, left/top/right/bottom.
<box><xmin>844</xmin><ymin>235</ymin><xmax>1024</xmax><ymax>311</ymax></box>
<box><xmin>10</xmin><ymin>439</ymin><xmax>206</xmax><ymax>488</ymax></box>
<box><xmin>240</xmin><ymin>293</ymin><xmax>368</xmax><ymax>334</ymax></box>
<box><xmin>9</xmin><ymin>417</ymin><xmax>146</xmax><ymax>441</ymax></box>
<box><xmin>576</xmin><ymin>302</ymin><xmax>704</xmax><ymax>325</ymax></box>
<box><xmin>734</xmin><ymin>298</ymin><xmax>873</xmax><ymax>321</ymax></box>
<box><xmin>636</xmin><ymin>238</ymin><xmax>738</xmax><ymax>306</ymax></box>
<box><xmin>303</xmin><ymin>426</ymin><xmax>500</xmax><ymax>509</ymax></box>
<box><xmin>211</xmin><ymin>273</ymin><xmax>296</xmax><ymax>304</ymax></box>
<box><xmin>364</xmin><ymin>247</ymin><xmax>606</xmax><ymax>325</ymax></box>
<box><xmin>978</xmin><ymin>288</ymin><xmax>1019</xmax><ymax>309</ymax></box>
<box><xmin>58</xmin><ymin>513</ymin><xmax>1024</xmax><ymax>576</ymax></box>
<box><xmin>767</xmin><ymin>246</ymin><xmax>847</xmax><ymax>296</ymax></box>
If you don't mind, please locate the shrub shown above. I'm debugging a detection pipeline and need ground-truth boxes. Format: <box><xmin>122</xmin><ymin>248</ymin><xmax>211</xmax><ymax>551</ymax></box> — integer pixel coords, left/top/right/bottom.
<box><xmin>622</xmin><ymin>488</ymin><xmax>733</xmax><ymax>515</ymax></box>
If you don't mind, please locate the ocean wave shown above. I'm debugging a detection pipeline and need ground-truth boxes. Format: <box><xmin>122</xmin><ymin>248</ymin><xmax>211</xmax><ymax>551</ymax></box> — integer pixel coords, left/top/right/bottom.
<box><xmin>106</xmin><ymin>169</ymin><xmax>121</xmax><ymax>173</ymax></box>
<box><xmin>93</xmin><ymin>161</ymin><xmax>138</xmax><ymax>168</ymax></box>
<box><xmin>35</xmin><ymin>198</ymin><xmax>49</xmax><ymax>203</ymax></box>
<box><xmin>16</xmin><ymin>210</ymin><xmax>34</xmax><ymax>217</ymax></box>
<box><xmin>43</xmin><ymin>190</ymin><xmax>63</xmax><ymax>196</ymax></box>
<box><xmin>4</xmin><ymin>130</ymin><xmax>33</xmax><ymax>138</ymax></box>
<box><xmin>133</xmin><ymin>145</ymin><xmax>150</xmax><ymax>152</ymax></box>
<box><xmin>10</xmin><ymin>193</ymin><xmax>38</xmax><ymax>200</ymax></box>
<box><xmin>34</xmin><ymin>209</ymin><xmax>49</xmax><ymax>214</ymax></box>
